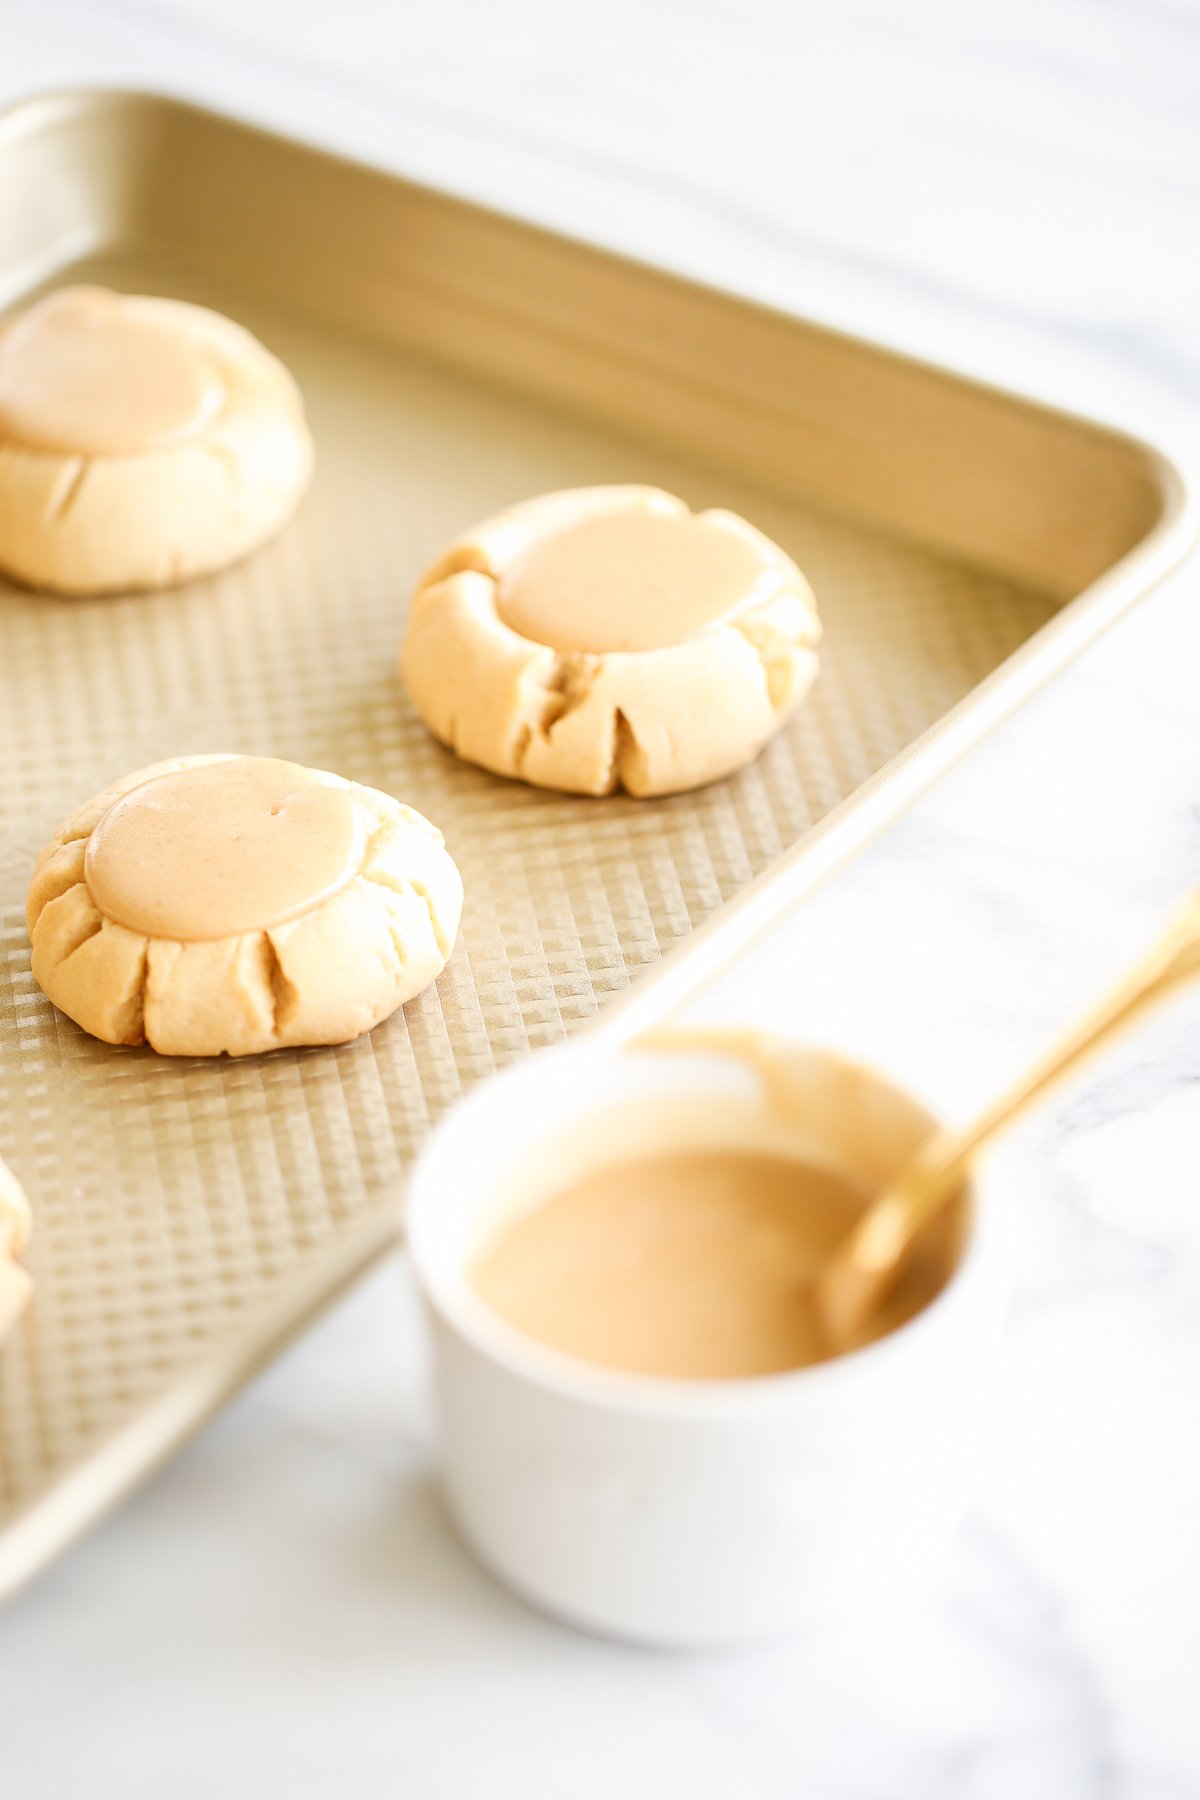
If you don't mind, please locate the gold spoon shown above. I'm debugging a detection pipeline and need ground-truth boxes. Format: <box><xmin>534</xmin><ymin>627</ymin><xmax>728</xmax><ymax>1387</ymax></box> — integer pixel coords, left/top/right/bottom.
<box><xmin>817</xmin><ymin>893</ymin><xmax>1200</xmax><ymax>1352</ymax></box>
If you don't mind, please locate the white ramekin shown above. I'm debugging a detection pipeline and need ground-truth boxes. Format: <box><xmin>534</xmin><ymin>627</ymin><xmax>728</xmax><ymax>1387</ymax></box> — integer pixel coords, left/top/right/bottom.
<box><xmin>406</xmin><ymin>1033</ymin><xmax>1007</xmax><ymax>1648</ymax></box>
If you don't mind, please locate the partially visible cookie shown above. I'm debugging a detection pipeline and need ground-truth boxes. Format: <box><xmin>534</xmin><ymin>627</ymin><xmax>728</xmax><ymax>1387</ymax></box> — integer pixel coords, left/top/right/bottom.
<box><xmin>0</xmin><ymin>286</ymin><xmax>312</xmax><ymax>595</ymax></box>
<box><xmin>401</xmin><ymin>485</ymin><xmax>821</xmax><ymax>797</ymax></box>
<box><xmin>28</xmin><ymin>755</ymin><xmax>463</xmax><ymax>1057</ymax></box>
<box><xmin>0</xmin><ymin>1155</ymin><xmax>31</xmax><ymax>1347</ymax></box>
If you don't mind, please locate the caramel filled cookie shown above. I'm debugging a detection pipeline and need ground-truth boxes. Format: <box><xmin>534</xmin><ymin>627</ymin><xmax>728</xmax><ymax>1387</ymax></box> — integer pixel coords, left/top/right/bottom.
<box><xmin>0</xmin><ymin>287</ymin><xmax>312</xmax><ymax>594</ymax></box>
<box><xmin>0</xmin><ymin>1155</ymin><xmax>31</xmax><ymax>1346</ymax></box>
<box><xmin>28</xmin><ymin>756</ymin><xmax>463</xmax><ymax>1056</ymax></box>
<box><xmin>402</xmin><ymin>486</ymin><xmax>820</xmax><ymax>797</ymax></box>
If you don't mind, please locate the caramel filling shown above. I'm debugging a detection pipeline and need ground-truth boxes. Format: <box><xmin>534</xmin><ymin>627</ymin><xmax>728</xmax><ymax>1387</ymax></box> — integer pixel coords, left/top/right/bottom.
<box><xmin>0</xmin><ymin>287</ymin><xmax>224</xmax><ymax>456</ymax></box>
<box><xmin>496</xmin><ymin>510</ymin><xmax>776</xmax><ymax>653</ymax></box>
<box><xmin>85</xmin><ymin>758</ymin><xmax>365</xmax><ymax>941</ymax></box>
<box><xmin>472</xmin><ymin>1147</ymin><xmax>952</xmax><ymax>1379</ymax></box>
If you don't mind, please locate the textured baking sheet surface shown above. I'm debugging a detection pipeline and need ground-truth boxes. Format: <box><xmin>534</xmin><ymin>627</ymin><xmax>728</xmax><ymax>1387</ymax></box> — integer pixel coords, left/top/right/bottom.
<box><xmin>0</xmin><ymin>244</ymin><xmax>1056</xmax><ymax>1562</ymax></box>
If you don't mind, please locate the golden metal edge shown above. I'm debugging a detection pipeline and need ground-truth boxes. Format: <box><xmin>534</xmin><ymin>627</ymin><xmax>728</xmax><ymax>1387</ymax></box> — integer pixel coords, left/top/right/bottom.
<box><xmin>3</xmin><ymin>86</ymin><xmax>1191</xmax><ymax>538</ymax></box>
<box><xmin>0</xmin><ymin>1214</ymin><xmax>402</xmax><ymax>1605</ymax></box>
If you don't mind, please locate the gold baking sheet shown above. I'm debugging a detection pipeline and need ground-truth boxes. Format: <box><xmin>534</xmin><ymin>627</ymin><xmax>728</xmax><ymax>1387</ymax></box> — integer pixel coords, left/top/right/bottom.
<box><xmin>0</xmin><ymin>92</ymin><xmax>1190</xmax><ymax>1599</ymax></box>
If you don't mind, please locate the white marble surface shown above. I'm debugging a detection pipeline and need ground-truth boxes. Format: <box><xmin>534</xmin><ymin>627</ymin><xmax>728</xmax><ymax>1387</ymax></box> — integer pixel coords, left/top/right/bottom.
<box><xmin>2</xmin><ymin>3</ymin><xmax>1199</xmax><ymax>1794</ymax></box>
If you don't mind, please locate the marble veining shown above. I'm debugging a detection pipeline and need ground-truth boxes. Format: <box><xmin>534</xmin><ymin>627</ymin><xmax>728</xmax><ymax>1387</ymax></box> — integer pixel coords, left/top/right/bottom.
<box><xmin>0</xmin><ymin>3</ymin><xmax>1198</xmax><ymax>1796</ymax></box>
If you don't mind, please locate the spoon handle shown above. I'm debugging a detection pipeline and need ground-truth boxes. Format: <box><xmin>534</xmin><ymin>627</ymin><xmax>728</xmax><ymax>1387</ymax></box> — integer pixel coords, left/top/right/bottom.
<box><xmin>828</xmin><ymin>893</ymin><xmax>1200</xmax><ymax>1317</ymax></box>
